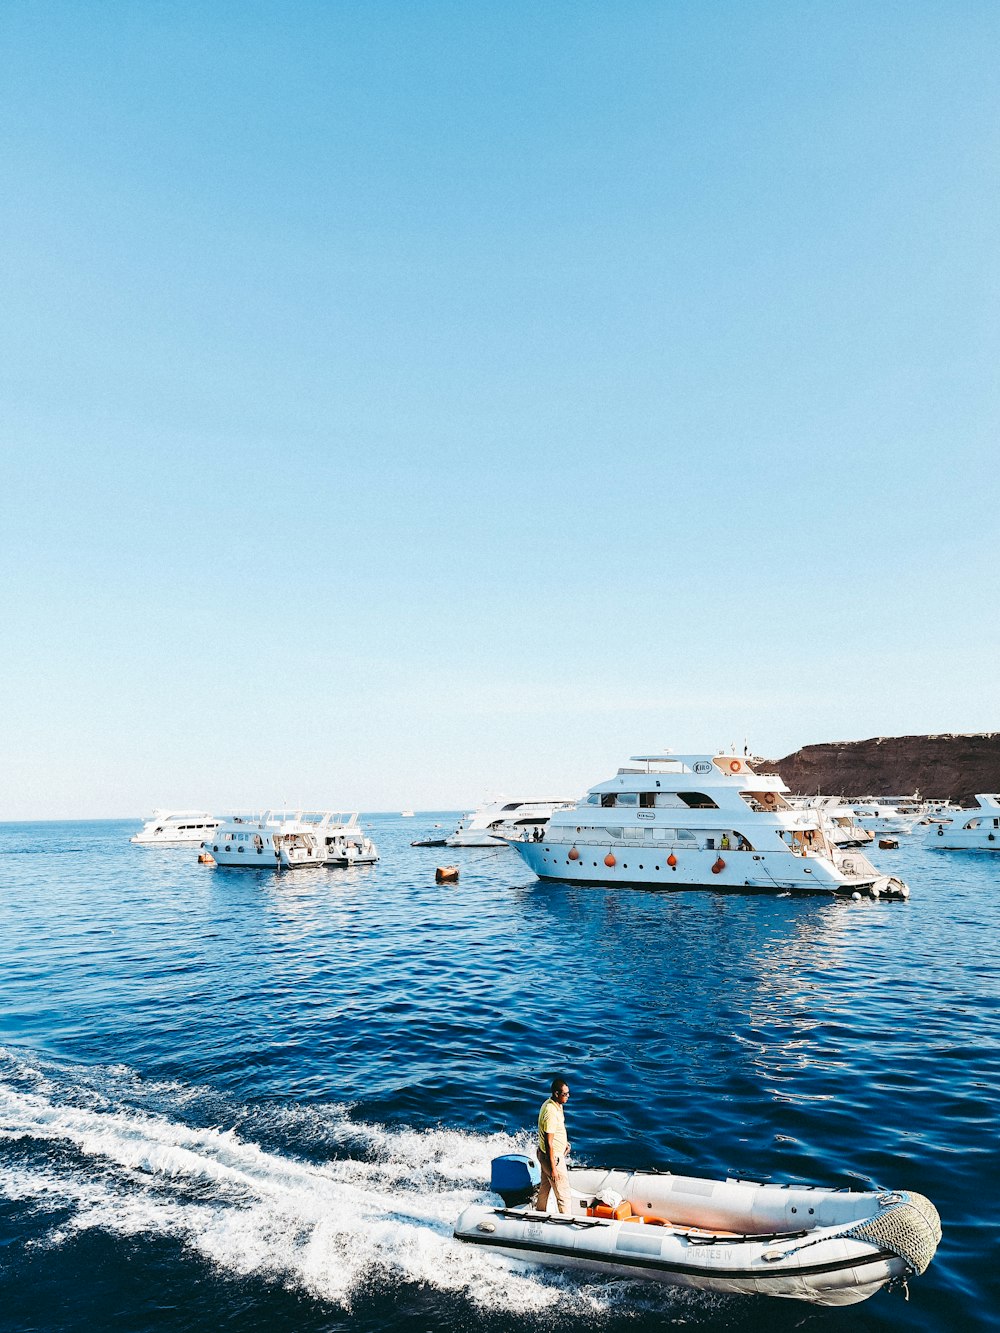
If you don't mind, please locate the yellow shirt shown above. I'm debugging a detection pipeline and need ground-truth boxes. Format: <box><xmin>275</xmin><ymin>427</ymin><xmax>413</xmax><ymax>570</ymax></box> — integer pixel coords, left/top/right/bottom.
<box><xmin>537</xmin><ymin>1097</ymin><xmax>568</xmax><ymax>1156</ymax></box>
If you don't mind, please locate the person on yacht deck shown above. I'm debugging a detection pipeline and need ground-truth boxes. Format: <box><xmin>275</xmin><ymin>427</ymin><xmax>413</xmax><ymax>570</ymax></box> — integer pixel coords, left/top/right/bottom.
<box><xmin>536</xmin><ymin>1076</ymin><xmax>571</xmax><ymax>1214</ymax></box>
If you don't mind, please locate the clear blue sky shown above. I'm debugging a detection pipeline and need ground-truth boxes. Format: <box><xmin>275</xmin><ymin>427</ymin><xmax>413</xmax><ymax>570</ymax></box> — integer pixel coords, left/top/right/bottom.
<box><xmin>2</xmin><ymin>2</ymin><xmax>998</xmax><ymax>818</ymax></box>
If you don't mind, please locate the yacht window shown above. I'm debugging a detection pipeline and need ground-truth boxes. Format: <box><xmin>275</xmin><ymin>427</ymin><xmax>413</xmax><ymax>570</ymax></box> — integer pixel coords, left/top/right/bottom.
<box><xmin>676</xmin><ymin>829</ymin><xmax>697</xmax><ymax>841</ymax></box>
<box><xmin>600</xmin><ymin>793</ymin><xmax>616</xmax><ymax>807</ymax></box>
<box><xmin>651</xmin><ymin>829</ymin><xmax>670</xmax><ymax>840</ymax></box>
<box><xmin>603</xmin><ymin>827</ymin><xmax>623</xmax><ymax>839</ymax></box>
<box><xmin>639</xmin><ymin>792</ymin><xmax>656</xmax><ymax>808</ymax></box>
<box><xmin>585</xmin><ymin>794</ymin><xmax>600</xmax><ymax>805</ymax></box>
<box><xmin>678</xmin><ymin>792</ymin><xmax>718</xmax><ymax>809</ymax></box>
<box><xmin>616</xmin><ymin>793</ymin><xmax>639</xmax><ymax>806</ymax></box>
<box><xmin>623</xmin><ymin>828</ymin><xmax>642</xmax><ymax>841</ymax></box>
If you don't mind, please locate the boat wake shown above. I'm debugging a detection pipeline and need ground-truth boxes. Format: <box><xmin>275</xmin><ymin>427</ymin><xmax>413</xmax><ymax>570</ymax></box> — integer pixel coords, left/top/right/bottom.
<box><xmin>0</xmin><ymin>1048</ymin><xmax>715</xmax><ymax>1319</ymax></box>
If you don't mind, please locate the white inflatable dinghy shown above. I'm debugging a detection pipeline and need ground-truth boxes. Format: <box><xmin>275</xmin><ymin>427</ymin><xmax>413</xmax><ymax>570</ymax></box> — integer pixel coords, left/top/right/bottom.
<box><xmin>454</xmin><ymin>1156</ymin><xmax>940</xmax><ymax>1307</ymax></box>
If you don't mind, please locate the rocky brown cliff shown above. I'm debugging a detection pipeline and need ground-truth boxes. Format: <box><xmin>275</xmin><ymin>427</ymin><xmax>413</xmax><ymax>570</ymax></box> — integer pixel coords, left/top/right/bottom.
<box><xmin>761</xmin><ymin>733</ymin><xmax>1000</xmax><ymax>805</ymax></box>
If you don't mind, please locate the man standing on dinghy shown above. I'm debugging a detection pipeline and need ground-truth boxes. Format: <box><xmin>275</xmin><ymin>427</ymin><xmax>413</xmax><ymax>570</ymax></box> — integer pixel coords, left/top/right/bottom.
<box><xmin>536</xmin><ymin>1077</ymin><xmax>571</xmax><ymax>1214</ymax></box>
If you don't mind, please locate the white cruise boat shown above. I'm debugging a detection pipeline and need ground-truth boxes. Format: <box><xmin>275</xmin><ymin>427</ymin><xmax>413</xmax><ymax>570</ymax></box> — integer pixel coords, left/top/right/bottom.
<box><xmin>844</xmin><ymin>800</ymin><xmax>922</xmax><ymax>836</ymax></box>
<box><xmin>314</xmin><ymin>813</ymin><xmax>379</xmax><ymax>865</ymax></box>
<box><xmin>509</xmin><ymin>753</ymin><xmax>909</xmax><ymax>899</ymax></box>
<box><xmin>921</xmin><ymin>799</ymin><xmax>962</xmax><ymax>825</ymax></box>
<box><xmin>925</xmin><ymin>795</ymin><xmax>1000</xmax><ymax>851</ymax></box>
<box><xmin>786</xmin><ymin>796</ymin><xmax>873</xmax><ymax>848</ymax></box>
<box><xmin>445</xmin><ymin>799</ymin><xmax>574</xmax><ymax>847</ymax></box>
<box><xmin>206</xmin><ymin>811</ymin><xmax>379</xmax><ymax>868</ymax></box>
<box><xmin>277</xmin><ymin>830</ymin><xmax>325</xmax><ymax>868</ymax></box>
<box><xmin>131</xmin><ymin>811</ymin><xmax>222</xmax><ymax>845</ymax></box>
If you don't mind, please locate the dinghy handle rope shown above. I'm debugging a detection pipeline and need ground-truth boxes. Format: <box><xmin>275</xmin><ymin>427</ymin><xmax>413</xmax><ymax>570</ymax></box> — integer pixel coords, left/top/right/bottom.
<box><xmin>493</xmin><ymin>1211</ymin><xmax>813</xmax><ymax>1248</ymax></box>
<box><xmin>493</xmin><ymin>1209</ymin><xmax>608</xmax><ymax>1230</ymax></box>
<box><xmin>687</xmin><ymin>1228</ymin><xmax>809</xmax><ymax>1247</ymax></box>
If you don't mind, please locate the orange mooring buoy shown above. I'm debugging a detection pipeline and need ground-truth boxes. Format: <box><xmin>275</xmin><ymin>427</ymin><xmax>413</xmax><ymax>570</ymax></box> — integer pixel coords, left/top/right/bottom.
<box><xmin>712</xmin><ymin>857</ymin><xmax>726</xmax><ymax>874</ymax></box>
<box><xmin>666</xmin><ymin>853</ymin><xmax>677</xmax><ymax>867</ymax></box>
<box><xmin>436</xmin><ymin>865</ymin><xmax>459</xmax><ymax>883</ymax></box>
<box><xmin>568</xmin><ymin>846</ymin><xmax>580</xmax><ymax>860</ymax></box>
<box><xmin>604</xmin><ymin>852</ymin><xmax>617</xmax><ymax>867</ymax></box>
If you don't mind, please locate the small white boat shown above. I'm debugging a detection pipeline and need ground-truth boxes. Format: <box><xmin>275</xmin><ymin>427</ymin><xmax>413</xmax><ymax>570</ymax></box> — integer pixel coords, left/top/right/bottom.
<box><xmin>445</xmin><ymin>798</ymin><xmax>574</xmax><ymax>847</ymax></box>
<box><xmin>401</xmin><ymin>810</ymin><xmax>415</xmax><ymax>817</ymax></box>
<box><xmin>920</xmin><ymin>800</ymin><xmax>962</xmax><ymax>825</ymax></box>
<box><xmin>844</xmin><ymin>800</ymin><xmax>922</xmax><ymax>836</ymax></box>
<box><xmin>207</xmin><ymin>811</ymin><xmax>379</xmax><ymax>868</ymax></box>
<box><xmin>786</xmin><ymin>796</ymin><xmax>873</xmax><ymax>848</ymax></box>
<box><xmin>131</xmin><ymin>811</ymin><xmax>222</xmax><ymax>845</ymax></box>
<box><xmin>454</xmin><ymin>1156</ymin><xmax>940</xmax><ymax>1308</ymax></box>
<box><xmin>275</xmin><ymin>830</ymin><xmax>325</xmax><ymax>868</ymax></box>
<box><xmin>317</xmin><ymin>815</ymin><xmax>379</xmax><ymax>865</ymax></box>
<box><xmin>925</xmin><ymin>794</ymin><xmax>1000</xmax><ymax>850</ymax></box>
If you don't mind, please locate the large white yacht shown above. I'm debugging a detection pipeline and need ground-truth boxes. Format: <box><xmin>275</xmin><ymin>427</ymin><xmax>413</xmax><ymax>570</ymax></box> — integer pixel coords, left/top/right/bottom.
<box><xmin>206</xmin><ymin>811</ymin><xmax>378</xmax><ymax>868</ymax></box>
<box><xmin>925</xmin><ymin>795</ymin><xmax>1000</xmax><ymax>851</ymax></box>
<box><xmin>445</xmin><ymin>799</ymin><xmax>574</xmax><ymax>847</ymax></box>
<box><xmin>131</xmin><ymin>811</ymin><xmax>222</xmax><ymax>845</ymax></box>
<box><xmin>509</xmin><ymin>753</ymin><xmax>909</xmax><ymax>899</ymax></box>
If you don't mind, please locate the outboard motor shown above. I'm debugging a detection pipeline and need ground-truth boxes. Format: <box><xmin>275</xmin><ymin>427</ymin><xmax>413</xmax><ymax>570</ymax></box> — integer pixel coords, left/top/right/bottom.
<box><xmin>490</xmin><ymin>1153</ymin><xmax>540</xmax><ymax>1207</ymax></box>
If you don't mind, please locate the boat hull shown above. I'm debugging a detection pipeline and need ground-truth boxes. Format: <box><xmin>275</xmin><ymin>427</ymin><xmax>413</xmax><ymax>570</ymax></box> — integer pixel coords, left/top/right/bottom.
<box><xmin>210</xmin><ymin>848</ymin><xmax>279</xmax><ymax>867</ymax></box>
<box><xmin>510</xmin><ymin>840</ymin><xmax>902</xmax><ymax>898</ymax></box>
<box><xmin>926</xmin><ymin>837</ymin><xmax>1000</xmax><ymax>851</ymax></box>
<box><xmin>131</xmin><ymin>834</ymin><xmax>214</xmax><ymax>845</ymax></box>
<box><xmin>456</xmin><ymin>1212</ymin><xmax>899</xmax><ymax>1304</ymax></box>
<box><xmin>455</xmin><ymin>1165</ymin><xmax>940</xmax><ymax>1307</ymax></box>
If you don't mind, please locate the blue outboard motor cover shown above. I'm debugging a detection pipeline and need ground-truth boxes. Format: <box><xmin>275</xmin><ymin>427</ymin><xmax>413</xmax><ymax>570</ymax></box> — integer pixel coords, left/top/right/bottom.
<box><xmin>491</xmin><ymin>1153</ymin><xmax>540</xmax><ymax>1205</ymax></box>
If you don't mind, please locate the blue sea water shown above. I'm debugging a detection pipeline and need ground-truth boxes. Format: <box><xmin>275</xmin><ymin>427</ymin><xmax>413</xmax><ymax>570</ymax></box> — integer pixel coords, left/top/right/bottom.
<box><xmin>0</xmin><ymin>816</ymin><xmax>997</xmax><ymax>1333</ymax></box>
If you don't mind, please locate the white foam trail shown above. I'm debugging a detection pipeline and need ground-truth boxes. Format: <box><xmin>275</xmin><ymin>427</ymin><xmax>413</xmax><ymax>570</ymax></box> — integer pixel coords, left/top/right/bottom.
<box><xmin>0</xmin><ymin>1069</ymin><xmax>554</xmax><ymax>1313</ymax></box>
<box><xmin>0</xmin><ymin>1052</ymin><xmax>710</xmax><ymax>1318</ymax></box>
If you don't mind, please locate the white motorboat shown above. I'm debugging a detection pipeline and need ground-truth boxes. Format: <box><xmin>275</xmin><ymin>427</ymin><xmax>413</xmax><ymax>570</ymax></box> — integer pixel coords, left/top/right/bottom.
<box><xmin>445</xmin><ymin>799</ymin><xmax>574</xmax><ymax>847</ymax></box>
<box><xmin>786</xmin><ymin>796</ymin><xmax>873</xmax><ymax>848</ymax></box>
<box><xmin>131</xmin><ymin>811</ymin><xmax>222</xmax><ymax>845</ymax></box>
<box><xmin>206</xmin><ymin>811</ymin><xmax>379</xmax><ymax>868</ymax></box>
<box><xmin>455</xmin><ymin>1155</ymin><xmax>940</xmax><ymax>1308</ymax></box>
<box><xmin>313</xmin><ymin>813</ymin><xmax>379</xmax><ymax>865</ymax></box>
<box><xmin>921</xmin><ymin>799</ymin><xmax>962</xmax><ymax>825</ymax></box>
<box><xmin>276</xmin><ymin>830</ymin><xmax>325</xmax><ymax>868</ymax></box>
<box><xmin>925</xmin><ymin>794</ymin><xmax>1000</xmax><ymax>851</ymax></box>
<box><xmin>509</xmin><ymin>752</ymin><xmax>909</xmax><ymax>898</ymax></box>
<box><xmin>844</xmin><ymin>800</ymin><xmax>922</xmax><ymax>836</ymax></box>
